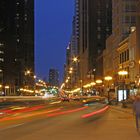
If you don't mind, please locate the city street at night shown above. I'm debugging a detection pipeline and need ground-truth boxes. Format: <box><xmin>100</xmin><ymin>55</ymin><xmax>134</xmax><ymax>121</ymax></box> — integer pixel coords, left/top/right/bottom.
<box><xmin>0</xmin><ymin>0</ymin><xmax>140</xmax><ymax>139</ymax></box>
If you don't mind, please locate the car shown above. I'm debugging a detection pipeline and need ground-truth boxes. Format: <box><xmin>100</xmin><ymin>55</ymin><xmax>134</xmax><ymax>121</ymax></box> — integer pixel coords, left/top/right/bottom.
<box><xmin>82</xmin><ymin>96</ymin><xmax>106</xmax><ymax>104</ymax></box>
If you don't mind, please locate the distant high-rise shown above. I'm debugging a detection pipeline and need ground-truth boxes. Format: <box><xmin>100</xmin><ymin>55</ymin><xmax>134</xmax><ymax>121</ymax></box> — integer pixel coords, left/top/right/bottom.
<box><xmin>49</xmin><ymin>69</ymin><xmax>59</xmax><ymax>87</ymax></box>
<box><xmin>0</xmin><ymin>0</ymin><xmax>34</xmax><ymax>93</ymax></box>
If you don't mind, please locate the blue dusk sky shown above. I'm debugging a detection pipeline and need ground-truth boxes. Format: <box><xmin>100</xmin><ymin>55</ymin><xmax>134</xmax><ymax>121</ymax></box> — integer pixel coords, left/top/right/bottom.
<box><xmin>35</xmin><ymin>0</ymin><xmax>74</xmax><ymax>82</ymax></box>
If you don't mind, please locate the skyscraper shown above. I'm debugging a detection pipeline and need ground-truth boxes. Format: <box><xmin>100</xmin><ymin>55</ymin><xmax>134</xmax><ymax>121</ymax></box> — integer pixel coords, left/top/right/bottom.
<box><xmin>75</xmin><ymin>0</ymin><xmax>112</xmax><ymax>82</ymax></box>
<box><xmin>105</xmin><ymin>0</ymin><xmax>138</xmax><ymax>76</ymax></box>
<box><xmin>0</xmin><ymin>0</ymin><xmax>34</xmax><ymax>94</ymax></box>
<box><xmin>49</xmin><ymin>69</ymin><xmax>59</xmax><ymax>87</ymax></box>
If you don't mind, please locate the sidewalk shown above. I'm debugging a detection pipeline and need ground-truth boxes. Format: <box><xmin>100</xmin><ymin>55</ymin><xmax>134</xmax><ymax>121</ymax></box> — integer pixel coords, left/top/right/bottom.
<box><xmin>110</xmin><ymin>103</ymin><xmax>133</xmax><ymax>115</ymax></box>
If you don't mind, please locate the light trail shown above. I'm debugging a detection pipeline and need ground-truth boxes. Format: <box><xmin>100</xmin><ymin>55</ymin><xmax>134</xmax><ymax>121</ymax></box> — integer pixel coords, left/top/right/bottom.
<box><xmin>47</xmin><ymin>106</ymin><xmax>88</xmax><ymax>117</ymax></box>
<box><xmin>81</xmin><ymin>106</ymin><xmax>109</xmax><ymax>118</ymax></box>
<box><xmin>0</xmin><ymin>108</ymin><xmax>62</xmax><ymax>122</ymax></box>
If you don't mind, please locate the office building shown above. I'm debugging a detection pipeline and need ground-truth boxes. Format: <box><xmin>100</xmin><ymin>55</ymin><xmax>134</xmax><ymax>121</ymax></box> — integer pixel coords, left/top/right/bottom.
<box><xmin>0</xmin><ymin>0</ymin><xmax>34</xmax><ymax>94</ymax></box>
<box><xmin>76</xmin><ymin>0</ymin><xmax>112</xmax><ymax>83</ymax></box>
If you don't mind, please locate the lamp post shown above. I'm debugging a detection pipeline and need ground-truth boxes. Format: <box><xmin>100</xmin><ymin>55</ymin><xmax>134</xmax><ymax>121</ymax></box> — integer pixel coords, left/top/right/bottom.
<box><xmin>80</xmin><ymin>80</ymin><xmax>83</xmax><ymax>95</ymax></box>
<box><xmin>104</xmin><ymin>76</ymin><xmax>112</xmax><ymax>104</ymax></box>
<box><xmin>73</xmin><ymin>57</ymin><xmax>78</xmax><ymax>63</ymax></box>
<box><xmin>118</xmin><ymin>70</ymin><xmax>128</xmax><ymax>101</ymax></box>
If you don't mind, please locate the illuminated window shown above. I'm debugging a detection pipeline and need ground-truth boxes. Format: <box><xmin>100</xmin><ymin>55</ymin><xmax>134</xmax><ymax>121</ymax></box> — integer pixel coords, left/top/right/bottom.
<box><xmin>0</xmin><ymin>58</ymin><xmax>4</xmax><ymax>62</ymax></box>
<box><xmin>97</xmin><ymin>34</ymin><xmax>101</xmax><ymax>39</ymax></box>
<box><xmin>17</xmin><ymin>39</ymin><xmax>20</xmax><ymax>42</ymax></box>
<box><xmin>0</xmin><ymin>51</ymin><xmax>4</xmax><ymax>54</ymax></box>
<box><xmin>97</xmin><ymin>19</ymin><xmax>101</xmax><ymax>23</ymax></box>
<box><xmin>97</xmin><ymin>27</ymin><xmax>101</xmax><ymax>31</ymax></box>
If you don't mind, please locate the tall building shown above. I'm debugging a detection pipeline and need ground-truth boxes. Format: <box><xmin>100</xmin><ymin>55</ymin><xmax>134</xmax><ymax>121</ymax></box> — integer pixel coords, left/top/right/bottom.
<box><xmin>113</xmin><ymin>0</ymin><xmax>138</xmax><ymax>70</ymax></box>
<box><xmin>76</xmin><ymin>0</ymin><xmax>112</xmax><ymax>83</ymax></box>
<box><xmin>103</xmin><ymin>0</ymin><xmax>139</xmax><ymax>99</ymax></box>
<box><xmin>49</xmin><ymin>69</ymin><xmax>59</xmax><ymax>87</ymax></box>
<box><xmin>64</xmin><ymin>14</ymin><xmax>79</xmax><ymax>89</ymax></box>
<box><xmin>0</xmin><ymin>0</ymin><xmax>34</xmax><ymax>94</ymax></box>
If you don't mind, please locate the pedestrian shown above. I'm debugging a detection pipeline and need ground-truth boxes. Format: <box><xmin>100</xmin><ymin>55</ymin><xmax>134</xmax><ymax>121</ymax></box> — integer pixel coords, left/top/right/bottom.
<box><xmin>133</xmin><ymin>92</ymin><xmax>140</xmax><ymax>131</ymax></box>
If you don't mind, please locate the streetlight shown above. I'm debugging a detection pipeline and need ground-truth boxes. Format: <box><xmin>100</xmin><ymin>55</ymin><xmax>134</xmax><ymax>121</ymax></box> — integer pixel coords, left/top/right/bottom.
<box><xmin>96</xmin><ymin>79</ymin><xmax>103</xmax><ymax>84</ymax></box>
<box><xmin>34</xmin><ymin>75</ymin><xmax>37</xmax><ymax>79</ymax></box>
<box><xmin>118</xmin><ymin>70</ymin><xmax>128</xmax><ymax>101</ymax></box>
<box><xmin>104</xmin><ymin>76</ymin><xmax>113</xmax><ymax>104</ymax></box>
<box><xmin>73</xmin><ymin>57</ymin><xmax>78</xmax><ymax>62</ymax></box>
<box><xmin>25</xmin><ymin>70</ymin><xmax>31</xmax><ymax>75</ymax></box>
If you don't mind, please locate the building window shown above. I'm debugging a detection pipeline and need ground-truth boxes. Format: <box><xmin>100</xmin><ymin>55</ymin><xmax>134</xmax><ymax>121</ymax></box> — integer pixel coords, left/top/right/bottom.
<box><xmin>98</xmin><ymin>49</ymin><xmax>101</xmax><ymax>54</ymax></box>
<box><xmin>0</xmin><ymin>43</ymin><xmax>4</xmax><ymax>46</ymax></box>
<box><xmin>125</xmin><ymin>16</ymin><xmax>130</xmax><ymax>23</ymax></box>
<box><xmin>0</xmin><ymin>58</ymin><xmax>4</xmax><ymax>62</ymax></box>
<box><xmin>97</xmin><ymin>27</ymin><xmax>101</xmax><ymax>31</ymax></box>
<box><xmin>97</xmin><ymin>34</ymin><xmax>101</xmax><ymax>39</ymax></box>
<box><xmin>125</xmin><ymin>4</ymin><xmax>136</xmax><ymax>12</ymax></box>
<box><xmin>131</xmin><ymin>16</ymin><xmax>136</xmax><ymax>23</ymax></box>
<box><xmin>0</xmin><ymin>51</ymin><xmax>4</xmax><ymax>54</ymax></box>
<box><xmin>24</xmin><ymin>17</ymin><xmax>27</xmax><ymax>21</ymax></box>
<box><xmin>97</xmin><ymin>11</ymin><xmax>101</xmax><ymax>16</ymax></box>
<box><xmin>97</xmin><ymin>19</ymin><xmax>101</xmax><ymax>23</ymax></box>
<box><xmin>16</xmin><ymin>2</ymin><xmax>20</xmax><ymax>5</ymax></box>
<box><xmin>17</xmin><ymin>39</ymin><xmax>19</xmax><ymax>42</ymax></box>
<box><xmin>16</xmin><ymin>24</ymin><xmax>19</xmax><ymax>28</ymax></box>
<box><xmin>16</xmin><ymin>17</ymin><xmax>19</xmax><ymax>20</ymax></box>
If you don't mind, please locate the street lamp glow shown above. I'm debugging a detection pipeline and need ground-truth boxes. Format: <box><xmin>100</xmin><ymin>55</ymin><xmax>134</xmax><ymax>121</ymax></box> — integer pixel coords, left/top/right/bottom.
<box><xmin>90</xmin><ymin>82</ymin><xmax>96</xmax><ymax>86</ymax></box>
<box><xmin>0</xmin><ymin>85</ymin><xmax>2</xmax><ymax>88</ymax></box>
<box><xmin>67</xmin><ymin>77</ymin><xmax>70</xmax><ymax>79</ymax></box>
<box><xmin>27</xmin><ymin>70</ymin><xmax>31</xmax><ymax>74</ymax></box>
<box><xmin>34</xmin><ymin>75</ymin><xmax>37</xmax><ymax>79</ymax></box>
<box><xmin>73</xmin><ymin>57</ymin><xmax>78</xmax><ymax>62</ymax></box>
<box><xmin>5</xmin><ymin>86</ymin><xmax>9</xmax><ymax>89</ymax></box>
<box><xmin>69</xmin><ymin>67</ymin><xmax>73</xmax><ymax>71</ymax></box>
<box><xmin>104</xmin><ymin>76</ymin><xmax>112</xmax><ymax>81</ymax></box>
<box><xmin>69</xmin><ymin>70</ymin><xmax>73</xmax><ymax>74</ymax></box>
<box><xmin>118</xmin><ymin>70</ymin><xmax>128</xmax><ymax>76</ymax></box>
<box><xmin>96</xmin><ymin>80</ymin><xmax>103</xmax><ymax>84</ymax></box>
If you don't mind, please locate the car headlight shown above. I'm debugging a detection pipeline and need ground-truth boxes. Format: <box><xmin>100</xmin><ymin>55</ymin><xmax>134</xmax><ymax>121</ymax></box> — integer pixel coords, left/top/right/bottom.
<box><xmin>83</xmin><ymin>100</ymin><xmax>86</xmax><ymax>103</ymax></box>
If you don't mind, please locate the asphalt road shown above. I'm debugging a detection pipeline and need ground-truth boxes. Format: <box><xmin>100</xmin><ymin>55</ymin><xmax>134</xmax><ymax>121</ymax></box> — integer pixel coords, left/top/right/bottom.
<box><xmin>0</xmin><ymin>101</ymin><xmax>140</xmax><ymax>140</ymax></box>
